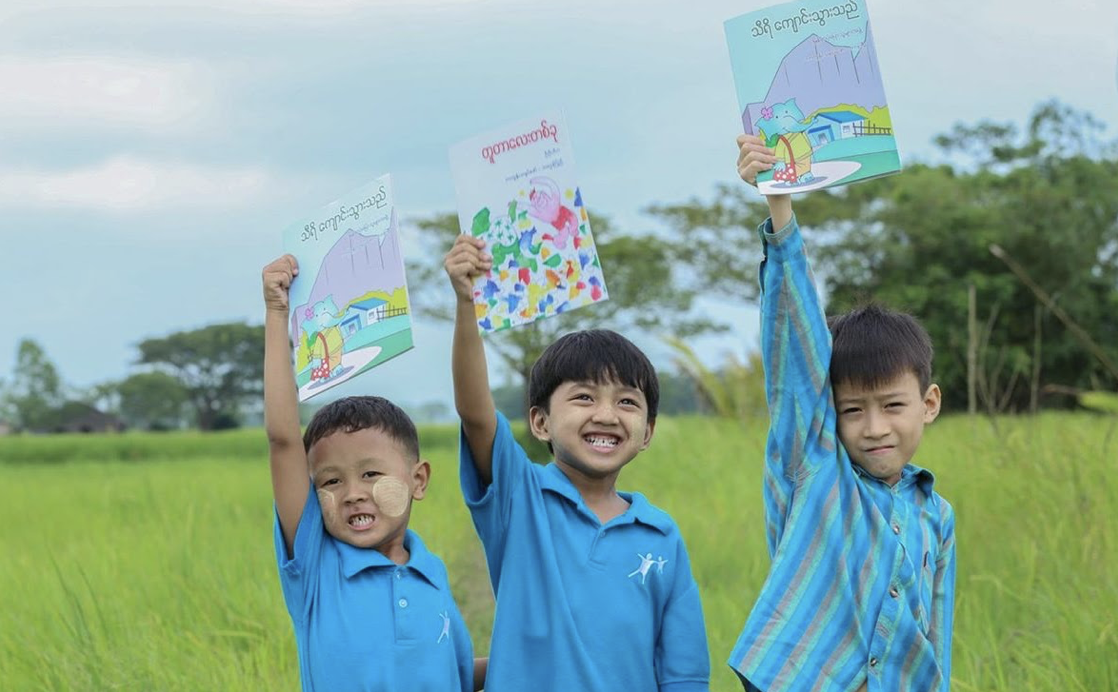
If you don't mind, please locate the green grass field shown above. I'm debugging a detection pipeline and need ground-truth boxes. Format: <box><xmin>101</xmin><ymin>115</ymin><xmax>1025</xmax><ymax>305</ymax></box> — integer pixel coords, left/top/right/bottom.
<box><xmin>2</xmin><ymin>414</ymin><xmax>1116</xmax><ymax>691</ymax></box>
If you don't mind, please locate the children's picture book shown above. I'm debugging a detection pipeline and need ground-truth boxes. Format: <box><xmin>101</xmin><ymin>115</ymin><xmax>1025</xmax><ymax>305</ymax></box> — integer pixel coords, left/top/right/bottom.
<box><xmin>724</xmin><ymin>0</ymin><xmax>901</xmax><ymax>194</ymax></box>
<box><xmin>448</xmin><ymin>111</ymin><xmax>608</xmax><ymax>333</ymax></box>
<box><xmin>282</xmin><ymin>174</ymin><xmax>413</xmax><ymax>402</ymax></box>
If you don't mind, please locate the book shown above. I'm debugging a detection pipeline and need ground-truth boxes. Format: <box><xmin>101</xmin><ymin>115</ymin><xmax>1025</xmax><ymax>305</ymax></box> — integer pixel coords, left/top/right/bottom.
<box><xmin>448</xmin><ymin>111</ymin><xmax>608</xmax><ymax>333</ymax></box>
<box><xmin>724</xmin><ymin>0</ymin><xmax>901</xmax><ymax>194</ymax></box>
<box><xmin>282</xmin><ymin>174</ymin><xmax>414</xmax><ymax>402</ymax></box>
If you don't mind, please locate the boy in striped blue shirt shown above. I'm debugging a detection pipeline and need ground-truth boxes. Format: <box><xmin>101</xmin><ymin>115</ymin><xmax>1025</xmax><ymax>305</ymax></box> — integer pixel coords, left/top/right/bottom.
<box><xmin>727</xmin><ymin>136</ymin><xmax>957</xmax><ymax>692</ymax></box>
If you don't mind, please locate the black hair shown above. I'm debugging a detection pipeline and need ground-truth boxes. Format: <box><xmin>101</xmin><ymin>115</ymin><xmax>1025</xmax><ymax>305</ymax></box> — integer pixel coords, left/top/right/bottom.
<box><xmin>302</xmin><ymin>396</ymin><xmax>420</xmax><ymax>460</ymax></box>
<box><xmin>828</xmin><ymin>303</ymin><xmax>934</xmax><ymax>393</ymax></box>
<box><xmin>528</xmin><ymin>329</ymin><xmax>659</xmax><ymax>421</ymax></box>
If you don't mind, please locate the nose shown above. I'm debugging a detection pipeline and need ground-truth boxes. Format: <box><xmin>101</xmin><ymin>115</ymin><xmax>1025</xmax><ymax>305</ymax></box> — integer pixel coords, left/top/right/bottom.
<box><xmin>591</xmin><ymin>401</ymin><xmax>619</xmax><ymax>424</ymax></box>
<box><xmin>863</xmin><ymin>409</ymin><xmax>889</xmax><ymax>439</ymax></box>
<box><xmin>343</xmin><ymin>481</ymin><xmax>371</xmax><ymax>504</ymax></box>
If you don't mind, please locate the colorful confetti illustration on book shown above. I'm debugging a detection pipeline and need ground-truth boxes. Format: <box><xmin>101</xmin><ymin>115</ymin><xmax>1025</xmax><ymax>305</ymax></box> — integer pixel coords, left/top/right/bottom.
<box><xmin>450</xmin><ymin>112</ymin><xmax>608</xmax><ymax>333</ymax></box>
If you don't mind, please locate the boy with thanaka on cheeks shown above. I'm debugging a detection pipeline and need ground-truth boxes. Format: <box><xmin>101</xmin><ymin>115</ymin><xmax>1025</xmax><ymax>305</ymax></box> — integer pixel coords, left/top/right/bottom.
<box><xmin>443</xmin><ymin>236</ymin><xmax>711</xmax><ymax>692</ymax></box>
<box><xmin>262</xmin><ymin>254</ymin><xmax>485</xmax><ymax>692</ymax></box>
<box><xmin>727</xmin><ymin>136</ymin><xmax>957</xmax><ymax>692</ymax></box>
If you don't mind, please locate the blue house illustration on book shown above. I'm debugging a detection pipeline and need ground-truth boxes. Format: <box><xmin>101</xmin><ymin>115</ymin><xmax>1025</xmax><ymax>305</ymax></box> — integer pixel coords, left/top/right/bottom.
<box><xmin>808</xmin><ymin>110</ymin><xmax>868</xmax><ymax>147</ymax></box>
<box><xmin>340</xmin><ymin>297</ymin><xmax>388</xmax><ymax>341</ymax></box>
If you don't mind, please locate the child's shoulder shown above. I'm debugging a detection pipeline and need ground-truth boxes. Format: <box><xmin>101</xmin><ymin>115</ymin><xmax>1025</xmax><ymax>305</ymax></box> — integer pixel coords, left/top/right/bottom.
<box><xmin>624</xmin><ymin>492</ymin><xmax>684</xmax><ymax>539</ymax></box>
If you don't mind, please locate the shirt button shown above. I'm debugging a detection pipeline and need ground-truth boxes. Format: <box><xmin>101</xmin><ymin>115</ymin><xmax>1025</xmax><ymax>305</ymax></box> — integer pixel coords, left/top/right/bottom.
<box><xmin>395</xmin><ymin>570</ymin><xmax>402</xmax><ymax>580</ymax></box>
<box><xmin>889</xmin><ymin>586</ymin><xmax>899</xmax><ymax>598</ymax></box>
<box><xmin>892</xmin><ymin>523</ymin><xmax>901</xmax><ymax>535</ymax></box>
<box><xmin>869</xmin><ymin>657</ymin><xmax>878</xmax><ymax>667</ymax></box>
<box><xmin>398</xmin><ymin>598</ymin><xmax>408</xmax><ymax>608</ymax></box>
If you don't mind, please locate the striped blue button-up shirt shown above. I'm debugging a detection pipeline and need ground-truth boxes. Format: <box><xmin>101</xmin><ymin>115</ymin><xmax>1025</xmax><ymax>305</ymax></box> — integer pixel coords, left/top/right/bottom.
<box><xmin>728</xmin><ymin>216</ymin><xmax>957</xmax><ymax>692</ymax></box>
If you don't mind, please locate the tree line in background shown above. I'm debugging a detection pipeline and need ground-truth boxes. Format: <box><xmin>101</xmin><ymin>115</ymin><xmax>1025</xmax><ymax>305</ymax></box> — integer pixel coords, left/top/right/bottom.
<box><xmin>1</xmin><ymin>101</ymin><xmax>1115</xmax><ymax>434</ymax></box>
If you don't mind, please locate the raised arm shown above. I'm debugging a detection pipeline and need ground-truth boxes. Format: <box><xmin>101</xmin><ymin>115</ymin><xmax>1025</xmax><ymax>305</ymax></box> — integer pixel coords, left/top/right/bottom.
<box><xmin>262</xmin><ymin>255</ymin><xmax>310</xmax><ymax>556</ymax></box>
<box><xmin>444</xmin><ymin>234</ymin><xmax>498</xmax><ymax>485</ymax></box>
<box><xmin>737</xmin><ymin>136</ymin><xmax>836</xmax><ymax>546</ymax></box>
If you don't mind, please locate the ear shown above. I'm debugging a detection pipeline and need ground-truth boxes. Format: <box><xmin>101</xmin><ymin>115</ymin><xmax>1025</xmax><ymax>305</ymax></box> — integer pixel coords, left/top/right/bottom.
<box><xmin>639</xmin><ymin>418</ymin><xmax>656</xmax><ymax>451</ymax></box>
<box><xmin>922</xmin><ymin>384</ymin><xmax>942</xmax><ymax>424</ymax></box>
<box><xmin>528</xmin><ymin>405</ymin><xmax>552</xmax><ymax>442</ymax></box>
<box><xmin>410</xmin><ymin>459</ymin><xmax>431</xmax><ymax>501</ymax></box>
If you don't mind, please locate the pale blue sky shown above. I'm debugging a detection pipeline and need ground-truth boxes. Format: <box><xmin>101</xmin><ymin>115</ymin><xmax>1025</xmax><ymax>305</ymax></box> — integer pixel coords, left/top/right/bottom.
<box><xmin>2</xmin><ymin>0</ymin><xmax>1117</xmax><ymax>415</ymax></box>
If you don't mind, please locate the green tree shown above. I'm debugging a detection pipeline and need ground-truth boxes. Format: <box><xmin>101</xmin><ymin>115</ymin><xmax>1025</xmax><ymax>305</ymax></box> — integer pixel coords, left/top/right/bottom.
<box><xmin>3</xmin><ymin>339</ymin><xmax>66</xmax><ymax>431</ymax></box>
<box><xmin>406</xmin><ymin>212</ymin><xmax>726</xmax><ymax>411</ymax></box>
<box><xmin>649</xmin><ymin>101</ymin><xmax>1118</xmax><ymax>413</ymax></box>
<box><xmin>135</xmin><ymin>322</ymin><xmax>265</xmax><ymax>430</ymax></box>
<box><xmin>116</xmin><ymin>371</ymin><xmax>190</xmax><ymax>430</ymax></box>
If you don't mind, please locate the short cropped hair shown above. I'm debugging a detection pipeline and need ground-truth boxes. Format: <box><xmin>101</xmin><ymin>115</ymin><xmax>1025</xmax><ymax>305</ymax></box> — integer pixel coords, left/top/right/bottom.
<box><xmin>828</xmin><ymin>303</ymin><xmax>934</xmax><ymax>393</ymax></box>
<box><xmin>302</xmin><ymin>395</ymin><xmax>420</xmax><ymax>460</ymax></box>
<box><xmin>528</xmin><ymin>329</ymin><xmax>660</xmax><ymax>422</ymax></box>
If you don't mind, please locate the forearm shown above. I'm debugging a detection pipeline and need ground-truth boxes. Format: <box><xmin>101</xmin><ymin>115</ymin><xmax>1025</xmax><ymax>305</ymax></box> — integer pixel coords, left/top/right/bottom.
<box><xmin>452</xmin><ymin>299</ymin><xmax>496</xmax><ymax>427</ymax></box>
<box><xmin>767</xmin><ymin>193</ymin><xmax>792</xmax><ymax>231</ymax></box>
<box><xmin>264</xmin><ymin>310</ymin><xmax>302</xmax><ymax>449</ymax></box>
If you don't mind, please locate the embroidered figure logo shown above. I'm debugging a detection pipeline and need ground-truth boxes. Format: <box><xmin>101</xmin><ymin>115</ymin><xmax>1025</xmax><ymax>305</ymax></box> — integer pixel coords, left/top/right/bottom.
<box><xmin>437</xmin><ymin>611</ymin><xmax>450</xmax><ymax>643</ymax></box>
<box><xmin>628</xmin><ymin>552</ymin><xmax>656</xmax><ymax>584</ymax></box>
<box><xmin>655</xmin><ymin>555</ymin><xmax>668</xmax><ymax>574</ymax></box>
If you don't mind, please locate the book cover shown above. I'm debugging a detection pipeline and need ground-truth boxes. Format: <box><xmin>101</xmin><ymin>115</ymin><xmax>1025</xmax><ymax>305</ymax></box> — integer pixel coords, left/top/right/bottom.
<box><xmin>448</xmin><ymin>112</ymin><xmax>608</xmax><ymax>333</ymax></box>
<box><xmin>724</xmin><ymin>0</ymin><xmax>901</xmax><ymax>194</ymax></box>
<box><xmin>282</xmin><ymin>174</ymin><xmax>413</xmax><ymax>402</ymax></box>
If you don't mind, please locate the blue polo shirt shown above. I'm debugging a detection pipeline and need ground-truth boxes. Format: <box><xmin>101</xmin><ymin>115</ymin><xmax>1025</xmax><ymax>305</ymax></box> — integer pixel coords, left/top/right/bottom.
<box><xmin>274</xmin><ymin>486</ymin><xmax>474</xmax><ymax>692</ymax></box>
<box><xmin>460</xmin><ymin>412</ymin><xmax>710</xmax><ymax>692</ymax></box>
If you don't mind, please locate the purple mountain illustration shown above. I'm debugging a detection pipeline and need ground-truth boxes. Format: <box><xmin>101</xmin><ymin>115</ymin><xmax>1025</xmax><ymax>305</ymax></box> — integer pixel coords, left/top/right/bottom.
<box><xmin>743</xmin><ymin>23</ymin><xmax>887</xmax><ymax>134</ymax></box>
<box><xmin>292</xmin><ymin>213</ymin><xmax>407</xmax><ymax>332</ymax></box>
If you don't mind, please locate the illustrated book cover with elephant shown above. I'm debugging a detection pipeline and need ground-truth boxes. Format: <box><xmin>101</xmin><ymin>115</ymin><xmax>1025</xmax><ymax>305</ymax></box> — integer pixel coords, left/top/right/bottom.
<box><xmin>724</xmin><ymin>0</ymin><xmax>901</xmax><ymax>194</ymax></box>
<box><xmin>282</xmin><ymin>174</ymin><xmax>414</xmax><ymax>402</ymax></box>
<box><xmin>448</xmin><ymin>111</ymin><xmax>609</xmax><ymax>334</ymax></box>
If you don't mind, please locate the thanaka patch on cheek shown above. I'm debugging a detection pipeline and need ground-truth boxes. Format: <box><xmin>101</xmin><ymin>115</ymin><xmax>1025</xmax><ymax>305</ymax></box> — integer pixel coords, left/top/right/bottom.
<box><xmin>372</xmin><ymin>476</ymin><xmax>410</xmax><ymax>517</ymax></box>
<box><xmin>317</xmin><ymin>488</ymin><xmax>338</xmax><ymax>523</ymax></box>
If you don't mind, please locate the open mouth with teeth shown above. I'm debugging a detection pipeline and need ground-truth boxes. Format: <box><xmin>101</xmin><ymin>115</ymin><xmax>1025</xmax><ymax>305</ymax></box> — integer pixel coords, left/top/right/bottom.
<box><xmin>348</xmin><ymin>514</ymin><xmax>376</xmax><ymax>530</ymax></box>
<box><xmin>584</xmin><ymin>434</ymin><xmax>621</xmax><ymax>452</ymax></box>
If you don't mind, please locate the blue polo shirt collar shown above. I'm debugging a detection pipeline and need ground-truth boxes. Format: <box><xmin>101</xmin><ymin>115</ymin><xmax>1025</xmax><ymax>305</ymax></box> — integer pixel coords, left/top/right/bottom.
<box><xmin>539</xmin><ymin>462</ymin><xmax>674</xmax><ymax>535</ymax></box>
<box><xmin>337</xmin><ymin>529</ymin><xmax>443</xmax><ymax>587</ymax></box>
<box><xmin>851</xmin><ymin>462</ymin><xmax>936</xmax><ymax>496</ymax></box>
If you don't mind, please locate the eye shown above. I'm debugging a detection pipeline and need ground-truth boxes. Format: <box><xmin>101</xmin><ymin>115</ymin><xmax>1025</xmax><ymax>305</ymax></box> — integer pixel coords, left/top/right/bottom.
<box><xmin>362</xmin><ymin>470</ymin><xmax>383</xmax><ymax>479</ymax></box>
<box><xmin>321</xmin><ymin>478</ymin><xmax>340</xmax><ymax>487</ymax></box>
<box><xmin>886</xmin><ymin>402</ymin><xmax>906</xmax><ymax>410</ymax></box>
<box><xmin>620</xmin><ymin>397</ymin><xmax>640</xmax><ymax>407</ymax></box>
<box><xmin>572</xmin><ymin>393</ymin><xmax>593</xmax><ymax>402</ymax></box>
<box><xmin>841</xmin><ymin>407</ymin><xmax>861</xmax><ymax>416</ymax></box>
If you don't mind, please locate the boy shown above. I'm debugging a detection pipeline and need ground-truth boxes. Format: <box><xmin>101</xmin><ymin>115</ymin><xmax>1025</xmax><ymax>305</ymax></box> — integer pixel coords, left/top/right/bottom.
<box><xmin>443</xmin><ymin>238</ymin><xmax>711</xmax><ymax>691</ymax></box>
<box><xmin>262</xmin><ymin>254</ymin><xmax>484</xmax><ymax>692</ymax></box>
<box><xmin>727</xmin><ymin>136</ymin><xmax>957</xmax><ymax>692</ymax></box>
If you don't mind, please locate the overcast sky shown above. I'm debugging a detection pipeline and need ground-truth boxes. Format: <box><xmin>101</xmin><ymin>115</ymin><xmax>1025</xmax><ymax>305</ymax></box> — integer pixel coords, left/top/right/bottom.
<box><xmin>2</xmin><ymin>0</ymin><xmax>1116</xmax><ymax>415</ymax></box>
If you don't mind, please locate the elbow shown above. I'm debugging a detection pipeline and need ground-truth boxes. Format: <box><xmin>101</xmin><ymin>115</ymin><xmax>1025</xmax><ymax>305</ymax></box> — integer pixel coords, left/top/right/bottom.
<box><xmin>266</xmin><ymin>429</ymin><xmax>302</xmax><ymax>451</ymax></box>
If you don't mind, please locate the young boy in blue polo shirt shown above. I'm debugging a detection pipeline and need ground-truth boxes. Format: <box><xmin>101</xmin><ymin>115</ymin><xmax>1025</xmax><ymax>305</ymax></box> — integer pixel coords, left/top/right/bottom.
<box><xmin>443</xmin><ymin>240</ymin><xmax>711</xmax><ymax>691</ymax></box>
<box><xmin>262</xmin><ymin>254</ymin><xmax>485</xmax><ymax>692</ymax></box>
<box><xmin>726</xmin><ymin>136</ymin><xmax>957</xmax><ymax>692</ymax></box>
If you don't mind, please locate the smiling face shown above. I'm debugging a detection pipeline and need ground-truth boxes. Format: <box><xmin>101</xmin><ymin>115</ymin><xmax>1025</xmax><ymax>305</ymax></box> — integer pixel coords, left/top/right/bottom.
<box><xmin>307</xmin><ymin>426</ymin><xmax>429</xmax><ymax>560</ymax></box>
<box><xmin>529</xmin><ymin>379</ymin><xmax>655</xmax><ymax>485</ymax></box>
<box><xmin>833</xmin><ymin>371</ymin><xmax>941</xmax><ymax>485</ymax></box>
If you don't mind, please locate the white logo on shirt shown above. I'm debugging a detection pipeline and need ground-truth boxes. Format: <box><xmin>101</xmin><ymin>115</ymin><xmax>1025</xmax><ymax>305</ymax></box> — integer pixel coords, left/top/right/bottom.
<box><xmin>437</xmin><ymin>611</ymin><xmax>450</xmax><ymax>643</ymax></box>
<box><xmin>628</xmin><ymin>552</ymin><xmax>668</xmax><ymax>584</ymax></box>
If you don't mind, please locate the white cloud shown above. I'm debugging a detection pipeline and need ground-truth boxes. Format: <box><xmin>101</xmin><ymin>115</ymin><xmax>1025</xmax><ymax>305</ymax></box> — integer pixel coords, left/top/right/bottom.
<box><xmin>0</xmin><ymin>156</ymin><xmax>270</xmax><ymax>212</ymax></box>
<box><xmin>0</xmin><ymin>56</ymin><xmax>212</xmax><ymax>130</ymax></box>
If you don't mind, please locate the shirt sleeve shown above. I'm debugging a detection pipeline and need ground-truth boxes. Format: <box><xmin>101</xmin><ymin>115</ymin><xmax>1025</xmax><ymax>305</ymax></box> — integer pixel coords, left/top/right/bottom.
<box><xmin>458</xmin><ymin>411</ymin><xmax>534</xmax><ymax>588</ymax></box>
<box><xmin>757</xmin><ymin>214</ymin><xmax>839</xmax><ymax>553</ymax></box>
<box><xmin>929</xmin><ymin>501</ymin><xmax>956</xmax><ymax>692</ymax></box>
<box><xmin>654</xmin><ymin>538</ymin><xmax>711</xmax><ymax>692</ymax></box>
<box><xmin>273</xmin><ymin>484</ymin><xmax>325</xmax><ymax>624</ymax></box>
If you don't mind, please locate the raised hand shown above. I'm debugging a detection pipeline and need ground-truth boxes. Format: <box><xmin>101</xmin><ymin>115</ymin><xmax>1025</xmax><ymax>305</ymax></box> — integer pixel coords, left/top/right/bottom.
<box><xmin>444</xmin><ymin>235</ymin><xmax>492</xmax><ymax>304</ymax></box>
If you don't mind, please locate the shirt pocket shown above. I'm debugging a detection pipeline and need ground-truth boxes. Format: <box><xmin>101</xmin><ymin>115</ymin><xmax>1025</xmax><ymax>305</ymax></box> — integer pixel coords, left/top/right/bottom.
<box><xmin>917</xmin><ymin>550</ymin><xmax>935</xmax><ymax>635</ymax></box>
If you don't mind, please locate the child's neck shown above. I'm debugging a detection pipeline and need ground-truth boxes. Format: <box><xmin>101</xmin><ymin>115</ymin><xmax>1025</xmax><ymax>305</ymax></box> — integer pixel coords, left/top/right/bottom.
<box><xmin>557</xmin><ymin>462</ymin><xmax>631</xmax><ymax>524</ymax></box>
